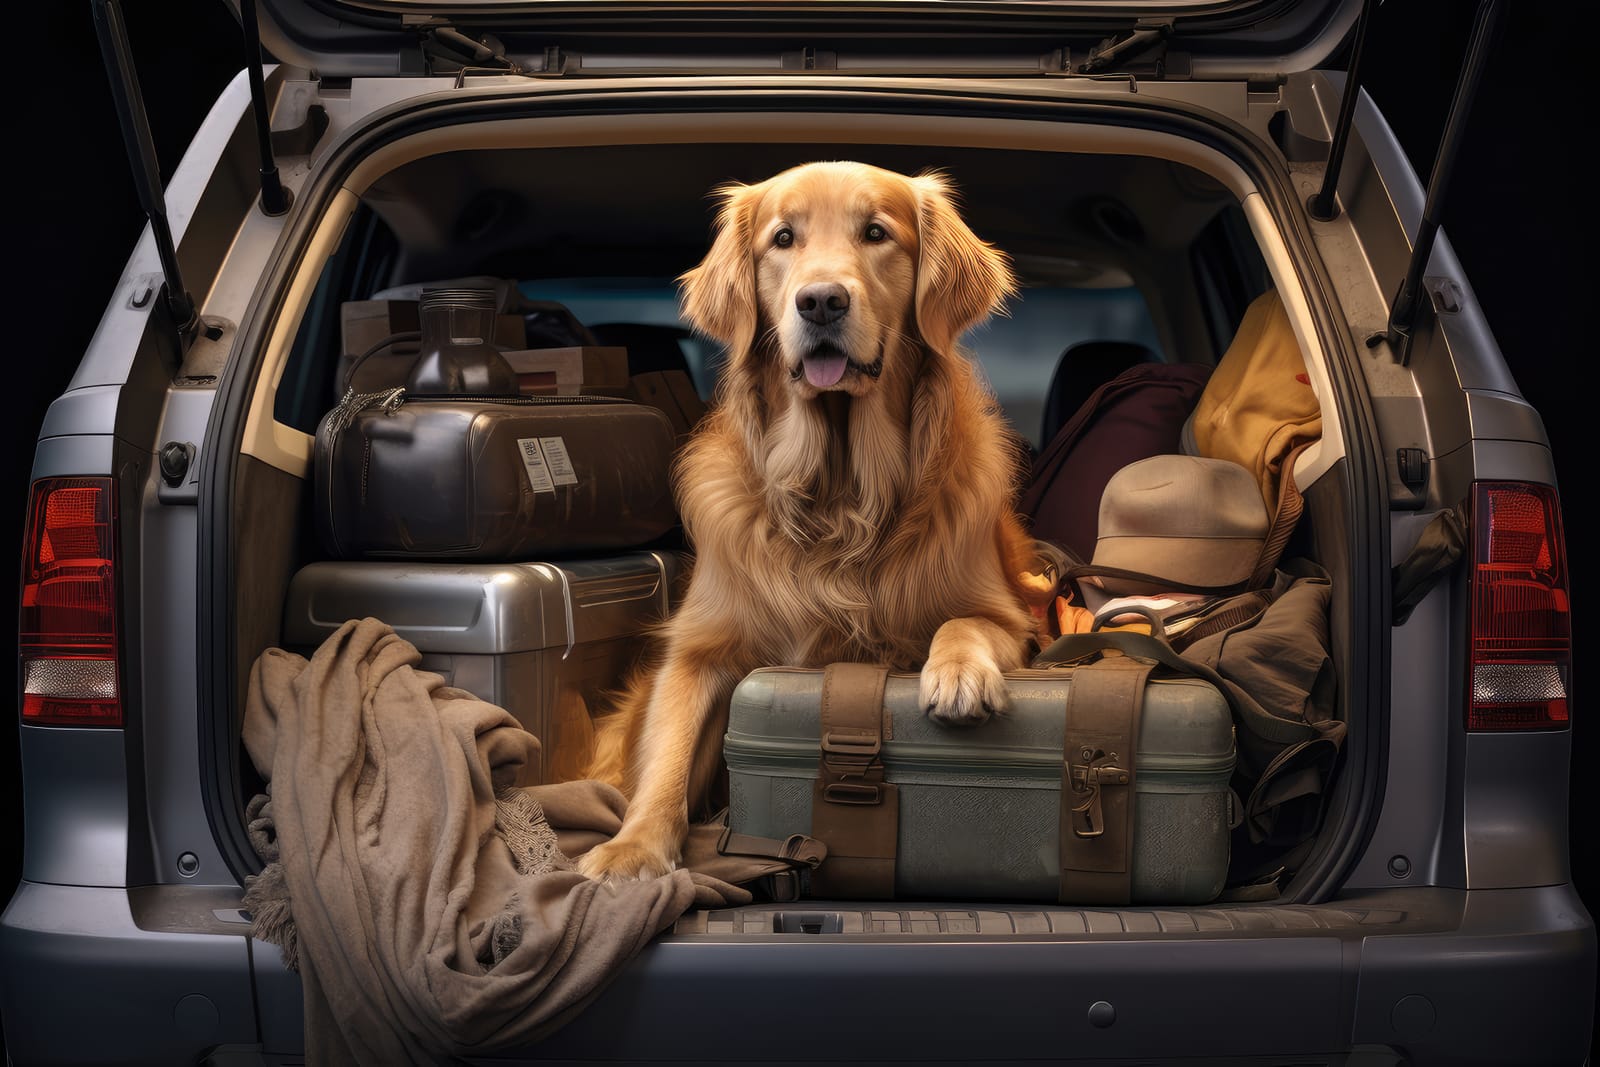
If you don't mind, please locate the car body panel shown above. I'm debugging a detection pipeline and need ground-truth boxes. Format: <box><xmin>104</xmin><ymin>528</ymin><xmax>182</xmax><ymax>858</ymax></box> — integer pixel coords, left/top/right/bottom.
<box><xmin>236</xmin><ymin>887</ymin><xmax>1591</xmax><ymax>1066</ymax></box>
<box><xmin>248</xmin><ymin>0</ymin><xmax>1362</xmax><ymax>81</ymax></box>
<box><xmin>4</xmin><ymin>11</ymin><xmax>1591</xmax><ymax>1061</ymax></box>
<box><xmin>0</xmin><ymin>882</ymin><xmax>257</xmax><ymax>1065</ymax></box>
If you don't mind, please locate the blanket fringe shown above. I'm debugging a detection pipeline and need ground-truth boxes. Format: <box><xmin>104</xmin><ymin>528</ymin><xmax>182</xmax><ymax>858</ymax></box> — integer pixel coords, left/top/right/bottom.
<box><xmin>243</xmin><ymin>860</ymin><xmax>300</xmax><ymax>973</ymax></box>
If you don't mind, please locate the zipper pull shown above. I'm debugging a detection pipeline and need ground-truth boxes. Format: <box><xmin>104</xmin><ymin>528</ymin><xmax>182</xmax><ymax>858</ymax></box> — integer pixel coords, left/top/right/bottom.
<box><xmin>325</xmin><ymin>386</ymin><xmax>406</xmax><ymax>437</ymax></box>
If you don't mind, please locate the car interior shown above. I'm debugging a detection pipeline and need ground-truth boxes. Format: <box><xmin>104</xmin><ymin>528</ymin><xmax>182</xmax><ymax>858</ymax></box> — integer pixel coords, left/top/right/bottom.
<box><xmin>278</xmin><ymin>143</ymin><xmax>1270</xmax><ymax>430</ymax></box>
<box><xmin>235</xmin><ymin>136</ymin><xmax>1354</xmax><ymax>913</ymax></box>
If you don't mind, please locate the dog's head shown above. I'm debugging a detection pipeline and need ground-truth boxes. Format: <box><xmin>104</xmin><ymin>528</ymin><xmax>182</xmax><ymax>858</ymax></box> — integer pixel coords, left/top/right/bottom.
<box><xmin>680</xmin><ymin>161</ymin><xmax>1016</xmax><ymax>398</ymax></box>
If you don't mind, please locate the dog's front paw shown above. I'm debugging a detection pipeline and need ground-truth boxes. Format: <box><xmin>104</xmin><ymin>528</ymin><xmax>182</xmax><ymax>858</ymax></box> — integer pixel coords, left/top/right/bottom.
<box><xmin>577</xmin><ymin>835</ymin><xmax>681</xmax><ymax>884</ymax></box>
<box><xmin>919</xmin><ymin>651</ymin><xmax>1009</xmax><ymax>725</ymax></box>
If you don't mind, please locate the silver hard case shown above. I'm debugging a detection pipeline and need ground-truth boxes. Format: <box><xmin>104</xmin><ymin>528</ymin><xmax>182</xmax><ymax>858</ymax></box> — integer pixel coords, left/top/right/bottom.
<box><xmin>282</xmin><ymin>551</ymin><xmax>680</xmax><ymax>784</ymax></box>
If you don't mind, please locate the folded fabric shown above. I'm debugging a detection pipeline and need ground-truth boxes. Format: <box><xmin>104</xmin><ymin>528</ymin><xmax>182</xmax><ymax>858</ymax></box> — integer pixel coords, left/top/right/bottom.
<box><xmin>241</xmin><ymin>617</ymin><xmax>754</xmax><ymax>1066</ymax></box>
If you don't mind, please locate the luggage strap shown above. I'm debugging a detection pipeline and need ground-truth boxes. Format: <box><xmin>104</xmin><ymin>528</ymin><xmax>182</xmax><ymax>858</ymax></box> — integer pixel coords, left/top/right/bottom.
<box><xmin>1059</xmin><ymin>655</ymin><xmax>1154</xmax><ymax>906</ymax></box>
<box><xmin>713</xmin><ymin>821</ymin><xmax>829</xmax><ymax>904</ymax></box>
<box><xmin>808</xmin><ymin>663</ymin><xmax>897</xmax><ymax>899</ymax></box>
<box><xmin>715</xmin><ymin>824</ymin><xmax>829</xmax><ymax>870</ymax></box>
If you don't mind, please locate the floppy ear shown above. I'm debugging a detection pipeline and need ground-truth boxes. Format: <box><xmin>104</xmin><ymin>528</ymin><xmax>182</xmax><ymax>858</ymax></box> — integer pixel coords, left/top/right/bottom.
<box><xmin>911</xmin><ymin>172</ymin><xmax>1017</xmax><ymax>354</ymax></box>
<box><xmin>678</xmin><ymin>182</ymin><xmax>759</xmax><ymax>354</ymax></box>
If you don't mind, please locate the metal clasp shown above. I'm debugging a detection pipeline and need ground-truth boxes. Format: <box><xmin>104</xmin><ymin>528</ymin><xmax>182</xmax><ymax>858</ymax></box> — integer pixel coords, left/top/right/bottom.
<box><xmin>1069</xmin><ymin>747</ymin><xmax>1130</xmax><ymax>839</ymax></box>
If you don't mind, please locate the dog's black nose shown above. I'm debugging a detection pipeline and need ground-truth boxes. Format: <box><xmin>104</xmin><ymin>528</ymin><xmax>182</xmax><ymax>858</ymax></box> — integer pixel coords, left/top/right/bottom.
<box><xmin>796</xmin><ymin>283</ymin><xmax>850</xmax><ymax>325</ymax></box>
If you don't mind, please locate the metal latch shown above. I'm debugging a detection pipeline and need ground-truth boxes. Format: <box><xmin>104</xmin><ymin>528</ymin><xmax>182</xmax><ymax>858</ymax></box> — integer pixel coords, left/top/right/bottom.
<box><xmin>1068</xmin><ymin>747</ymin><xmax>1130</xmax><ymax>838</ymax></box>
<box><xmin>781</xmin><ymin>46</ymin><xmax>838</xmax><ymax>71</ymax></box>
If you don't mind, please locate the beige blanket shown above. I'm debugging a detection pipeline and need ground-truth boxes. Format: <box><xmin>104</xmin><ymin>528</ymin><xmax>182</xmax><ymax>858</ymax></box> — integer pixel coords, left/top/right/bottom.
<box><xmin>241</xmin><ymin>618</ymin><xmax>754</xmax><ymax>1065</ymax></box>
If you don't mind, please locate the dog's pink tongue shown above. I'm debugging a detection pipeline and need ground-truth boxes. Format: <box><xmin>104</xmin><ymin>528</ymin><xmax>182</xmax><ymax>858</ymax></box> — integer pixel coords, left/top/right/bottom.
<box><xmin>803</xmin><ymin>352</ymin><xmax>847</xmax><ymax>388</ymax></box>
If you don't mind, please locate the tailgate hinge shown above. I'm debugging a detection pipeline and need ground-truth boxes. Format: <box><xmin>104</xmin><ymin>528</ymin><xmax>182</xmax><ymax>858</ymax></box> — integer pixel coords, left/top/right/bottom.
<box><xmin>418</xmin><ymin>22</ymin><xmax>524</xmax><ymax>76</ymax></box>
<box><xmin>1079</xmin><ymin>18</ymin><xmax>1172</xmax><ymax>75</ymax></box>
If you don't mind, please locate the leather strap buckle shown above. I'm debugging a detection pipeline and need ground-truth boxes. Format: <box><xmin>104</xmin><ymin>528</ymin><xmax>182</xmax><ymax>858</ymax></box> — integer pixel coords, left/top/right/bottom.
<box><xmin>821</xmin><ymin>730</ymin><xmax>881</xmax><ymax>760</ymax></box>
<box><xmin>823</xmin><ymin>781</ymin><xmax>883</xmax><ymax>805</ymax></box>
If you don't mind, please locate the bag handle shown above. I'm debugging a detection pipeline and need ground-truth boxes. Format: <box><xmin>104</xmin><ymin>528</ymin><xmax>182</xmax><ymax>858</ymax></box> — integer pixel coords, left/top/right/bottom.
<box><xmin>1089</xmin><ymin>602</ymin><xmax>1170</xmax><ymax>639</ymax></box>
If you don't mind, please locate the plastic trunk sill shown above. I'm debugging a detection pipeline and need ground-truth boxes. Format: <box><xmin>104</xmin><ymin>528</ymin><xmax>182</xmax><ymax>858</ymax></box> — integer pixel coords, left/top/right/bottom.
<box><xmin>666</xmin><ymin>896</ymin><xmax>1442</xmax><ymax>939</ymax></box>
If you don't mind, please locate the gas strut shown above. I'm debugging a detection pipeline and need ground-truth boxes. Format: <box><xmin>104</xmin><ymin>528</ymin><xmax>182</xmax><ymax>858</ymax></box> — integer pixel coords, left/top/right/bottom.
<box><xmin>1386</xmin><ymin>0</ymin><xmax>1502</xmax><ymax>365</ymax></box>
<box><xmin>1307</xmin><ymin>0</ymin><xmax>1377</xmax><ymax>222</ymax></box>
<box><xmin>91</xmin><ymin>0</ymin><xmax>198</xmax><ymax>340</ymax></box>
<box><xmin>240</xmin><ymin>0</ymin><xmax>291</xmax><ymax>216</ymax></box>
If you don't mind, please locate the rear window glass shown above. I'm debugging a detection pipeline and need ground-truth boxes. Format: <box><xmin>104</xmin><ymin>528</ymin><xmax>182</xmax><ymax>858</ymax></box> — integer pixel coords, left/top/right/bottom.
<box><xmin>523</xmin><ymin>276</ymin><xmax>1161</xmax><ymax>450</ymax></box>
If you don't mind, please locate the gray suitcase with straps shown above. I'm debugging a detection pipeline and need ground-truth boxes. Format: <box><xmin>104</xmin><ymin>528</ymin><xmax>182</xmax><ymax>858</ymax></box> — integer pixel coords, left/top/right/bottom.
<box><xmin>724</xmin><ymin>656</ymin><xmax>1236</xmax><ymax>905</ymax></box>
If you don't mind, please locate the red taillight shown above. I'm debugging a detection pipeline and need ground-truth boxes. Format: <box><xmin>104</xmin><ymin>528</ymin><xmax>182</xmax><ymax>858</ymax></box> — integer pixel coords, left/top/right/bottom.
<box><xmin>1467</xmin><ymin>481</ymin><xmax>1570</xmax><ymax>731</ymax></box>
<box><xmin>18</xmin><ymin>477</ymin><xmax>121</xmax><ymax>727</ymax></box>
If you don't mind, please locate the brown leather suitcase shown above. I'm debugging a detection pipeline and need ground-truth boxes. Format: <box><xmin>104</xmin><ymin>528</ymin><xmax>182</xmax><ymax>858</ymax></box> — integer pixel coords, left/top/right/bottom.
<box><xmin>313</xmin><ymin>387</ymin><xmax>679</xmax><ymax>560</ymax></box>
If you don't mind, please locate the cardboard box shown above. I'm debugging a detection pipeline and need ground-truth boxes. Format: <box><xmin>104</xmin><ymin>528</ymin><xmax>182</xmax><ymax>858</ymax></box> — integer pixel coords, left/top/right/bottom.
<box><xmin>662</xmin><ymin>368</ymin><xmax>708</xmax><ymax>428</ymax></box>
<box><xmin>338</xmin><ymin>300</ymin><xmax>525</xmax><ymax>393</ymax></box>
<box><xmin>500</xmin><ymin>346</ymin><xmax>631</xmax><ymax>397</ymax></box>
<box><xmin>626</xmin><ymin>370</ymin><xmax>707</xmax><ymax>437</ymax></box>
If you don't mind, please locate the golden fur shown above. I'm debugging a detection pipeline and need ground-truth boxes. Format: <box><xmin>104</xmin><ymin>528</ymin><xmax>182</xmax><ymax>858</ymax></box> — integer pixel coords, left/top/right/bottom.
<box><xmin>578</xmin><ymin>161</ymin><xmax>1040</xmax><ymax>882</ymax></box>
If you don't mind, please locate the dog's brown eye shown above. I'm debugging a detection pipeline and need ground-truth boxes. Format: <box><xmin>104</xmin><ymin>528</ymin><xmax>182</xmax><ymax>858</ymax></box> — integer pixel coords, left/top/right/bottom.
<box><xmin>863</xmin><ymin>223</ymin><xmax>887</xmax><ymax>242</ymax></box>
<box><xmin>774</xmin><ymin>228</ymin><xmax>794</xmax><ymax>248</ymax></box>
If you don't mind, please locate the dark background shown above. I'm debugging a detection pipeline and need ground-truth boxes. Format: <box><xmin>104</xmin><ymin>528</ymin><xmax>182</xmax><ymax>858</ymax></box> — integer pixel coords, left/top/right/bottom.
<box><xmin>3</xmin><ymin>0</ymin><xmax>1591</xmax><ymax>936</ymax></box>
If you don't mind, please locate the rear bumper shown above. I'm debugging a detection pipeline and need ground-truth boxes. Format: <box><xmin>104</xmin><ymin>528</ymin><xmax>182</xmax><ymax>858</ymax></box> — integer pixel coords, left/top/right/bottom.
<box><xmin>2</xmin><ymin>882</ymin><xmax>1592</xmax><ymax>1065</ymax></box>
<box><xmin>527</xmin><ymin>884</ymin><xmax>1597</xmax><ymax>1066</ymax></box>
<box><xmin>0</xmin><ymin>881</ymin><xmax>257</xmax><ymax>1066</ymax></box>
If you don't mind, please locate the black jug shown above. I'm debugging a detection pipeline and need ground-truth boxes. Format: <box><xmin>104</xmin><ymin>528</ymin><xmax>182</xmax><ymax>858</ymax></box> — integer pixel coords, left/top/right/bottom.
<box><xmin>406</xmin><ymin>287</ymin><xmax>519</xmax><ymax>395</ymax></box>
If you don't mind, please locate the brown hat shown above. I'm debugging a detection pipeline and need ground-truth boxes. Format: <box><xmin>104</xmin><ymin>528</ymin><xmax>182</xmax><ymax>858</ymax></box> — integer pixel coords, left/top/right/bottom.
<box><xmin>1086</xmin><ymin>454</ymin><xmax>1269</xmax><ymax>597</ymax></box>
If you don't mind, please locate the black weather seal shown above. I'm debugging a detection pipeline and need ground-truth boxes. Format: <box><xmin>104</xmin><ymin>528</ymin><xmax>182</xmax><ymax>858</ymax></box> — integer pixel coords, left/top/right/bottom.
<box><xmin>1386</xmin><ymin>0</ymin><xmax>1502</xmax><ymax>365</ymax></box>
<box><xmin>1306</xmin><ymin>0</ymin><xmax>1376</xmax><ymax>222</ymax></box>
<box><xmin>241</xmin><ymin>0</ymin><xmax>291</xmax><ymax>217</ymax></box>
<box><xmin>91</xmin><ymin>0</ymin><xmax>198</xmax><ymax>345</ymax></box>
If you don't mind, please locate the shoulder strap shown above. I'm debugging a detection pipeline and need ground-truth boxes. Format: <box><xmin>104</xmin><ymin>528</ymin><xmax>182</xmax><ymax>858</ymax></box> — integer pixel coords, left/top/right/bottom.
<box><xmin>1062</xmin><ymin>563</ymin><xmax>1254</xmax><ymax>601</ymax></box>
<box><xmin>808</xmin><ymin>663</ymin><xmax>898</xmax><ymax>899</ymax></box>
<box><xmin>1249</xmin><ymin>439</ymin><xmax>1316</xmax><ymax>587</ymax></box>
<box><xmin>1059</xmin><ymin>656</ymin><xmax>1153</xmax><ymax>906</ymax></box>
<box><xmin>1036</xmin><ymin>626</ymin><xmax>1318</xmax><ymax>749</ymax></box>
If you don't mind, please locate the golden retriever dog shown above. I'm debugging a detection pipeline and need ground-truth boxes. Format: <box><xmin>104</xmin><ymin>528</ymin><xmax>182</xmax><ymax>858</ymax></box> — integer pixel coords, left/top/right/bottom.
<box><xmin>579</xmin><ymin>160</ymin><xmax>1040</xmax><ymax>882</ymax></box>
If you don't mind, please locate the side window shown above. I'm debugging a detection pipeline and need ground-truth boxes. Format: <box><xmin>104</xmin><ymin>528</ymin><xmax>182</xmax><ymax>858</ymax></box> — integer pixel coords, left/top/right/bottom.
<box><xmin>273</xmin><ymin>205</ymin><xmax>399</xmax><ymax>434</ymax></box>
<box><xmin>966</xmin><ymin>284</ymin><xmax>1164</xmax><ymax>452</ymax></box>
<box><xmin>1190</xmin><ymin>204</ymin><xmax>1271</xmax><ymax>359</ymax></box>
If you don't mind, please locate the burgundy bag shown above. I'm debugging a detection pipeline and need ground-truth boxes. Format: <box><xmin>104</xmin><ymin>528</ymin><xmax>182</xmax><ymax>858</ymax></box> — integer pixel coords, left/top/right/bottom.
<box><xmin>1020</xmin><ymin>362</ymin><xmax>1213</xmax><ymax>564</ymax></box>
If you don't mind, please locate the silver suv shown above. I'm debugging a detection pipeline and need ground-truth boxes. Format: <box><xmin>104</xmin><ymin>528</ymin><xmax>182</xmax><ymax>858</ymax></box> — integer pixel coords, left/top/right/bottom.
<box><xmin>4</xmin><ymin>1</ymin><xmax>1593</xmax><ymax>1064</ymax></box>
